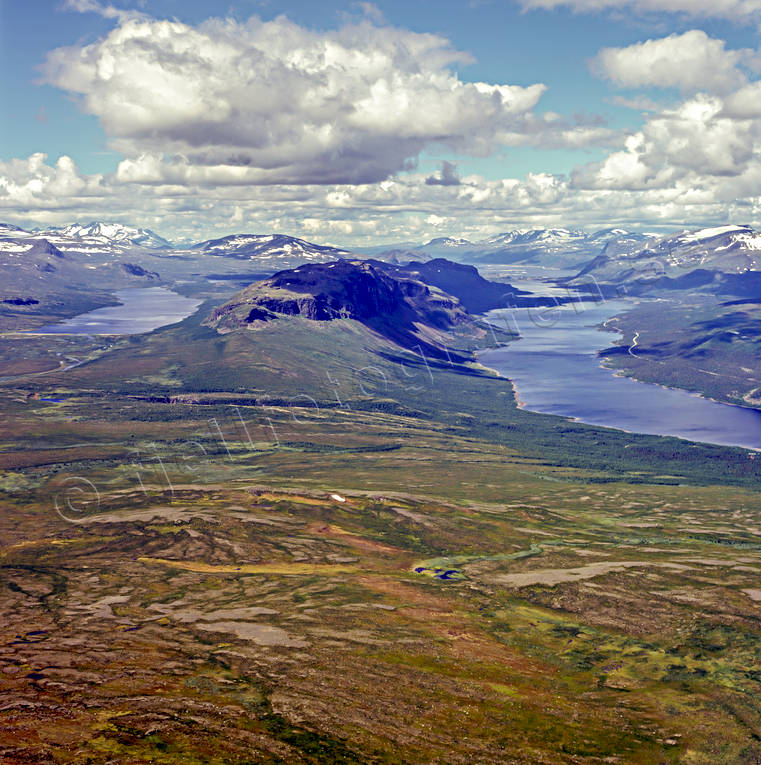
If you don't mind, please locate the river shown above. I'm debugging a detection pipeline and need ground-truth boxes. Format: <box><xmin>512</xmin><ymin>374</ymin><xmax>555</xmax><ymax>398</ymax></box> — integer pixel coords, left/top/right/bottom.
<box><xmin>478</xmin><ymin>268</ymin><xmax>761</xmax><ymax>450</ymax></box>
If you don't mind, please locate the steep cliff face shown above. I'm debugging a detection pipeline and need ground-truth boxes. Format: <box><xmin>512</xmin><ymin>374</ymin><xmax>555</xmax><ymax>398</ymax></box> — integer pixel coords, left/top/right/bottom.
<box><xmin>205</xmin><ymin>260</ymin><xmax>474</xmax><ymax>356</ymax></box>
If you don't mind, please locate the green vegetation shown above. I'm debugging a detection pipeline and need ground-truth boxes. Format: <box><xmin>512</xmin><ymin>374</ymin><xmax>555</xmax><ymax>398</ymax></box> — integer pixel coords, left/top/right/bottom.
<box><xmin>1</xmin><ymin>291</ymin><xmax>761</xmax><ymax>762</ymax></box>
<box><xmin>601</xmin><ymin>295</ymin><xmax>761</xmax><ymax>410</ymax></box>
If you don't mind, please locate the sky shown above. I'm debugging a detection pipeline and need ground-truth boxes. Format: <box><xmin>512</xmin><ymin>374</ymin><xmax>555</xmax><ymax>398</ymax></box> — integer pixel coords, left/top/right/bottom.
<box><xmin>2</xmin><ymin>0</ymin><xmax>761</xmax><ymax>246</ymax></box>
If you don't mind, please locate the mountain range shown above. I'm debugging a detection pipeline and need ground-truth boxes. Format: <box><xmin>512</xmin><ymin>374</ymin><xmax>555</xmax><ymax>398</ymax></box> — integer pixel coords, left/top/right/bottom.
<box><xmin>568</xmin><ymin>224</ymin><xmax>761</xmax><ymax>296</ymax></box>
<box><xmin>370</xmin><ymin>227</ymin><xmax>654</xmax><ymax>268</ymax></box>
<box><xmin>0</xmin><ymin>221</ymin><xmax>654</xmax><ymax>270</ymax></box>
<box><xmin>191</xmin><ymin>233</ymin><xmax>354</xmax><ymax>264</ymax></box>
<box><xmin>4</xmin><ymin>219</ymin><xmax>761</xmax><ymax>326</ymax></box>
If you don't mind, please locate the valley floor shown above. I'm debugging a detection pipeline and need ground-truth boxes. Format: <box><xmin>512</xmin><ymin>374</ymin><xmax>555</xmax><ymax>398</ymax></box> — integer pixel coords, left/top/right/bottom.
<box><xmin>2</xmin><ymin>307</ymin><xmax>761</xmax><ymax>763</ymax></box>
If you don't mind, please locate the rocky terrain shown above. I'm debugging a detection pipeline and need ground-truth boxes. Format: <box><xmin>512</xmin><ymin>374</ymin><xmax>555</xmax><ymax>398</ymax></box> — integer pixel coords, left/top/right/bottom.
<box><xmin>371</xmin><ymin>258</ymin><xmax>526</xmax><ymax>313</ymax></box>
<box><xmin>205</xmin><ymin>259</ymin><xmax>484</xmax><ymax>358</ymax></box>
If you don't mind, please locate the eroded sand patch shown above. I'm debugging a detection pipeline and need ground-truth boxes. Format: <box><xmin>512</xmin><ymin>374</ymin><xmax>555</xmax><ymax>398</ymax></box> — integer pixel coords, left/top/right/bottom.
<box><xmin>573</xmin><ymin>549</ymin><xmax>612</xmax><ymax>558</ymax></box>
<box><xmin>149</xmin><ymin>603</ymin><xmax>279</xmax><ymax>622</ymax></box>
<box><xmin>391</xmin><ymin>506</ymin><xmax>436</xmax><ymax>528</ymax></box>
<box><xmin>493</xmin><ymin>560</ymin><xmax>691</xmax><ymax>588</ymax></box>
<box><xmin>196</xmin><ymin>621</ymin><xmax>307</xmax><ymax>647</ymax></box>
<box><xmin>513</xmin><ymin>527</ymin><xmax>556</xmax><ymax>537</ymax></box>
<box><xmin>78</xmin><ymin>506</ymin><xmax>216</xmax><ymax>524</ymax></box>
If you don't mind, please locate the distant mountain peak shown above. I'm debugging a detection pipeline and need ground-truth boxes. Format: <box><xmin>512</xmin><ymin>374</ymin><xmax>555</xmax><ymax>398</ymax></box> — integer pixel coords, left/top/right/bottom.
<box><xmin>568</xmin><ymin>223</ymin><xmax>761</xmax><ymax>296</ymax></box>
<box><xmin>0</xmin><ymin>222</ymin><xmax>25</xmax><ymax>234</ymax></box>
<box><xmin>422</xmin><ymin>236</ymin><xmax>473</xmax><ymax>248</ymax></box>
<box><xmin>43</xmin><ymin>221</ymin><xmax>172</xmax><ymax>249</ymax></box>
<box><xmin>192</xmin><ymin>232</ymin><xmax>354</xmax><ymax>265</ymax></box>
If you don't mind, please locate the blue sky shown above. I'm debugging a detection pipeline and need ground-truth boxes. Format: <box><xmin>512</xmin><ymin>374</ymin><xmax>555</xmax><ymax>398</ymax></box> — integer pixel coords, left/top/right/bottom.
<box><xmin>2</xmin><ymin>0</ymin><xmax>761</xmax><ymax>244</ymax></box>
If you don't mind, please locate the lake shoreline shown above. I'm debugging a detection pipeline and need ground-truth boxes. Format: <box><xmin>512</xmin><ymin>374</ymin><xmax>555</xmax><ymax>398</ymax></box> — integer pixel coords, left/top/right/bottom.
<box><xmin>479</xmin><ymin>301</ymin><xmax>761</xmax><ymax>452</ymax></box>
<box><xmin>32</xmin><ymin>286</ymin><xmax>203</xmax><ymax>336</ymax></box>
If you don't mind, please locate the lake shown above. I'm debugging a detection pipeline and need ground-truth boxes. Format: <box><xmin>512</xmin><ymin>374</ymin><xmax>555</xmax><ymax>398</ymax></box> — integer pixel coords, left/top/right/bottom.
<box><xmin>35</xmin><ymin>287</ymin><xmax>202</xmax><ymax>335</ymax></box>
<box><xmin>480</xmin><ymin>296</ymin><xmax>761</xmax><ymax>451</ymax></box>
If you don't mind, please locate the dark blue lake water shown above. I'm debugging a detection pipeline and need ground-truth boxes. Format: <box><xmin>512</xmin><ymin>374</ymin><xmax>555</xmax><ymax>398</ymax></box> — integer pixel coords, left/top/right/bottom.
<box><xmin>480</xmin><ymin>298</ymin><xmax>761</xmax><ymax>451</ymax></box>
<box><xmin>36</xmin><ymin>287</ymin><xmax>202</xmax><ymax>335</ymax></box>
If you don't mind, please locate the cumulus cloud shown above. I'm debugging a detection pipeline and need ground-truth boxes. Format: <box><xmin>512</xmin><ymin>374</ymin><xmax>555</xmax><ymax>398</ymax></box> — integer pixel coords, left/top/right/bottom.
<box><xmin>7</xmin><ymin>151</ymin><xmax>761</xmax><ymax>247</ymax></box>
<box><xmin>520</xmin><ymin>0</ymin><xmax>761</xmax><ymax>22</ymax></box>
<box><xmin>11</xmin><ymin>18</ymin><xmax>761</xmax><ymax>244</ymax></box>
<box><xmin>722</xmin><ymin>81</ymin><xmax>761</xmax><ymax>117</ymax></box>
<box><xmin>0</xmin><ymin>153</ymin><xmax>104</xmax><ymax>209</ymax></box>
<box><xmin>592</xmin><ymin>31</ymin><xmax>752</xmax><ymax>95</ymax></box>
<box><xmin>577</xmin><ymin>29</ymin><xmax>761</xmax><ymax>212</ymax></box>
<box><xmin>425</xmin><ymin>161</ymin><xmax>461</xmax><ymax>186</ymax></box>
<box><xmin>42</xmin><ymin>14</ymin><xmax>553</xmax><ymax>185</ymax></box>
<box><xmin>572</xmin><ymin>94</ymin><xmax>757</xmax><ymax>189</ymax></box>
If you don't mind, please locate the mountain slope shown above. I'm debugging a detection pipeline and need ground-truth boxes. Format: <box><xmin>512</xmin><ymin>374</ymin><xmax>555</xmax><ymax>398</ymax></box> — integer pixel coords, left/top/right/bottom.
<box><xmin>0</xmin><ymin>233</ymin><xmax>161</xmax><ymax>330</ymax></box>
<box><xmin>205</xmin><ymin>259</ymin><xmax>486</xmax><ymax>359</ymax></box>
<box><xmin>569</xmin><ymin>224</ymin><xmax>761</xmax><ymax>296</ymax></box>
<box><xmin>370</xmin><ymin>258</ymin><xmax>545</xmax><ymax>313</ymax></box>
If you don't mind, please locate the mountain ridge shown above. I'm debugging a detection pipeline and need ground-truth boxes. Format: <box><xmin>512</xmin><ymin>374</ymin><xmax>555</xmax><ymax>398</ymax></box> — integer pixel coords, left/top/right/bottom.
<box><xmin>568</xmin><ymin>224</ymin><xmax>761</xmax><ymax>296</ymax></box>
<box><xmin>205</xmin><ymin>259</ymin><xmax>490</xmax><ymax>359</ymax></box>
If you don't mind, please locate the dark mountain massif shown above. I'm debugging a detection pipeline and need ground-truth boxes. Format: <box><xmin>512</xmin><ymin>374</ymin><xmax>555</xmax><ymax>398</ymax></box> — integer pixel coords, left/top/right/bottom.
<box><xmin>371</xmin><ymin>258</ymin><xmax>533</xmax><ymax>313</ymax></box>
<box><xmin>205</xmin><ymin>259</ymin><xmax>487</xmax><ymax>359</ymax></box>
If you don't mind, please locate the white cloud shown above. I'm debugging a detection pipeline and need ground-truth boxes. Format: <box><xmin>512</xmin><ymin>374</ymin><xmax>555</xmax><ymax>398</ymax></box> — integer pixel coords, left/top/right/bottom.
<box><xmin>353</xmin><ymin>2</ymin><xmax>386</xmax><ymax>24</ymax></box>
<box><xmin>520</xmin><ymin>0</ymin><xmax>761</xmax><ymax>21</ymax></box>
<box><xmin>0</xmin><ymin>153</ymin><xmax>104</xmax><ymax>209</ymax></box>
<box><xmin>722</xmin><ymin>81</ymin><xmax>761</xmax><ymax>117</ymax></box>
<box><xmin>11</xmin><ymin>19</ymin><xmax>761</xmax><ymax>244</ymax></box>
<box><xmin>573</xmin><ymin>94</ymin><xmax>757</xmax><ymax>189</ymax></box>
<box><xmin>62</xmin><ymin>0</ymin><xmax>144</xmax><ymax>23</ymax></box>
<box><xmin>7</xmin><ymin>151</ymin><xmax>761</xmax><ymax>247</ymax></box>
<box><xmin>592</xmin><ymin>31</ymin><xmax>751</xmax><ymax>95</ymax></box>
<box><xmin>43</xmin><ymin>14</ymin><xmax>553</xmax><ymax>185</ymax></box>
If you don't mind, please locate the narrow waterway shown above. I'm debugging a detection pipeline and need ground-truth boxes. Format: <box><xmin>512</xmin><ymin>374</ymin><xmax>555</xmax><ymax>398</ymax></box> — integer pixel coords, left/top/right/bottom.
<box><xmin>479</xmin><ymin>270</ymin><xmax>761</xmax><ymax>450</ymax></box>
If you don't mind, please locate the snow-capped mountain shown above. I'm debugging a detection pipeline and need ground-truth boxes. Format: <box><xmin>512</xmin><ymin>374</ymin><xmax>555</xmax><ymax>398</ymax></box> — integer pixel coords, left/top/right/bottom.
<box><xmin>191</xmin><ymin>233</ymin><xmax>355</xmax><ymax>267</ymax></box>
<box><xmin>41</xmin><ymin>221</ymin><xmax>172</xmax><ymax>249</ymax></box>
<box><xmin>482</xmin><ymin>228</ymin><xmax>587</xmax><ymax>247</ymax></box>
<box><xmin>422</xmin><ymin>237</ymin><xmax>475</xmax><ymax>249</ymax></box>
<box><xmin>655</xmin><ymin>225</ymin><xmax>761</xmax><ymax>265</ymax></box>
<box><xmin>569</xmin><ymin>224</ymin><xmax>761</xmax><ymax>295</ymax></box>
<box><xmin>378</xmin><ymin>228</ymin><xmax>653</xmax><ymax>268</ymax></box>
<box><xmin>0</xmin><ymin>223</ymin><xmax>26</xmax><ymax>236</ymax></box>
<box><xmin>0</xmin><ymin>231</ymin><xmax>159</xmax><ymax>306</ymax></box>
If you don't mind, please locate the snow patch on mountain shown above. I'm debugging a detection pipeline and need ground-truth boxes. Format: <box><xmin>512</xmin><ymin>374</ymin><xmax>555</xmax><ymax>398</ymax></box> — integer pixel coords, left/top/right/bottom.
<box><xmin>41</xmin><ymin>221</ymin><xmax>172</xmax><ymax>249</ymax></box>
<box><xmin>192</xmin><ymin>233</ymin><xmax>355</xmax><ymax>266</ymax></box>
